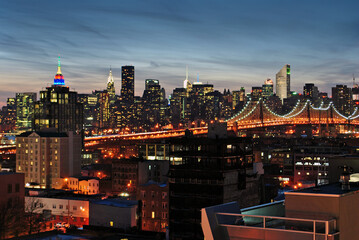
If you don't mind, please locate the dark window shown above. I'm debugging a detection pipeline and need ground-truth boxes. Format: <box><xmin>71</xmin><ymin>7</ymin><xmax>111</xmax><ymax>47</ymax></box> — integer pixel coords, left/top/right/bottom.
<box><xmin>15</xmin><ymin>184</ymin><xmax>20</xmax><ymax>193</ymax></box>
<box><xmin>7</xmin><ymin>184</ymin><xmax>12</xmax><ymax>193</ymax></box>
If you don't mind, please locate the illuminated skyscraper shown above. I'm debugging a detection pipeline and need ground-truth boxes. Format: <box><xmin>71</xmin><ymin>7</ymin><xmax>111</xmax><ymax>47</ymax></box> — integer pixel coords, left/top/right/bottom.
<box><xmin>251</xmin><ymin>87</ymin><xmax>262</xmax><ymax>101</ymax></box>
<box><xmin>34</xmin><ymin>57</ymin><xmax>83</xmax><ymax>133</ymax></box>
<box><xmin>332</xmin><ymin>85</ymin><xmax>353</xmax><ymax>116</ymax></box>
<box><xmin>262</xmin><ymin>78</ymin><xmax>274</xmax><ymax>99</ymax></box>
<box><xmin>276</xmin><ymin>64</ymin><xmax>290</xmax><ymax>101</ymax></box>
<box><xmin>16</xmin><ymin>92</ymin><xmax>37</xmax><ymax>132</ymax></box>
<box><xmin>121</xmin><ymin>65</ymin><xmax>134</xmax><ymax>103</ymax></box>
<box><xmin>142</xmin><ymin>79</ymin><xmax>162</xmax><ymax>127</ymax></box>
<box><xmin>303</xmin><ymin>83</ymin><xmax>319</xmax><ymax>100</ymax></box>
<box><xmin>183</xmin><ymin>66</ymin><xmax>192</xmax><ymax>96</ymax></box>
<box><xmin>106</xmin><ymin>68</ymin><xmax>116</xmax><ymax>105</ymax></box>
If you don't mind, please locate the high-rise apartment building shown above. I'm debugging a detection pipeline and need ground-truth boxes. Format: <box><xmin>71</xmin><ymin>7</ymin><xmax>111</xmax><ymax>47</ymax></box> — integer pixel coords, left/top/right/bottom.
<box><xmin>276</xmin><ymin>64</ymin><xmax>290</xmax><ymax>101</ymax></box>
<box><xmin>262</xmin><ymin>78</ymin><xmax>274</xmax><ymax>99</ymax></box>
<box><xmin>0</xmin><ymin>98</ymin><xmax>16</xmax><ymax>132</ymax></box>
<box><xmin>34</xmin><ymin>57</ymin><xmax>83</xmax><ymax>133</ymax></box>
<box><xmin>121</xmin><ymin>65</ymin><xmax>135</xmax><ymax>103</ymax></box>
<box><xmin>168</xmin><ymin>134</ymin><xmax>260</xmax><ymax>240</ymax></box>
<box><xmin>251</xmin><ymin>87</ymin><xmax>262</xmax><ymax>101</ymax></box>
<box><xmin>332</xmin><ymin>85</ymin><xmax>353</xmax><ymax>116</ymax></box>
<box><xmin>93</xmin><ymin>90</ymin><xmax>110</xmax><ymax>129</ymax></box>
<box><xmin>16</xmin><ymin>131</ymin><xmax>82</xmax><ymax>189</ymax></box>
<box><xmin>142</xmin><ymin>79</ymin><xmax>162</xmax><ymax>127</ymax></box>
<box><xmin>170</xmin><ymin>88</ymin><xmax>187</xmax><ymax>124</ymax></box>
<box><xmin>16</xmin><ymin>92</ymin><xmax>37</xmax><ymax>132</ymax></box>
<box><xmin>77</xmin><ymin>93</ymin><xmax>98</xmax><ymax>130</ymax></box>
<box><xmin>303</xmin><ymin>83</ymin><xmax>319</xmax><ymax>100</ymax></box>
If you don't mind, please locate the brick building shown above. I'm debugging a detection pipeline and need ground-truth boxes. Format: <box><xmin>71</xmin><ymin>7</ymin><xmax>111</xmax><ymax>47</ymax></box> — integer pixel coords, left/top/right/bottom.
<box><xmin>138</xmin><ymin>181</ymin><xmax>168</xmax><ymax>232</ymax></box>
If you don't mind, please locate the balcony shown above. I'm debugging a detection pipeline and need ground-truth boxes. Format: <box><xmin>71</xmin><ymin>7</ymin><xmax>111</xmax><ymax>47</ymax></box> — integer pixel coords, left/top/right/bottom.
<box><xmin>215</xmin><ymin>212</ymin><xmax>339</xmax><ymax>240</ymax></box>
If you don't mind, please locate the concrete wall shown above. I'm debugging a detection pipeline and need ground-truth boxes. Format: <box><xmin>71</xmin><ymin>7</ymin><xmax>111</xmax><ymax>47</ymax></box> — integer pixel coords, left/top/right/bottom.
<box><xmin>339</xmin><ymin>193</ymin><xmax>359</xmax><ymax>240</ymax></box>
<box><xmin>285</xmin><ymin>194</ymin><xmax>339</xmax><ymax>221</ymax></box>
<box><xmin>89</xmin><ymin>202</ymin><xmax>137</xmax><ymax>229</ymax></box>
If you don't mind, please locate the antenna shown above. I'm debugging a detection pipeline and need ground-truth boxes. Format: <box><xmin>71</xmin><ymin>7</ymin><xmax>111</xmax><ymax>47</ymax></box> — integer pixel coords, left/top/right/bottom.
<box><xmin>197</xmin><ymin>73</ymin><xmax>199</xmax><ymax>82</ymax></box>
<box><xmin>353</xmin><ymin>73</ymin><xmax>355</xmax><ymax>87</ymax></box>
<box><xmin>186</xmin><ymin>65</ymin><xmax>188</xmax><ymax>80</ymax></box>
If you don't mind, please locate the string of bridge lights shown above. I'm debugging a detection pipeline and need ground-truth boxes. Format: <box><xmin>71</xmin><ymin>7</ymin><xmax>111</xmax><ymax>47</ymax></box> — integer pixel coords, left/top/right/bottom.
<box><xmin>227</xmin><ymin>98</ymin><xmax>359</xmax><ymax>123</ymax></box>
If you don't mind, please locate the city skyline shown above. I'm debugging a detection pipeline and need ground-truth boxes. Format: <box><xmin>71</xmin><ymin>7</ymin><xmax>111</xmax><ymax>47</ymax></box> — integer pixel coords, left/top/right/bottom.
<box><xmin>1</xmin><ymin>0</ymin><xmax>359</xmax><ymax>106</ymax></box>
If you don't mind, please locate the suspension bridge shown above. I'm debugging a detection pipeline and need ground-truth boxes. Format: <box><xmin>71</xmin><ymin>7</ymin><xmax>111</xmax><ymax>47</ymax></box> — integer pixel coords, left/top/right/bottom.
<box><xmin>226</xmin><ymin>98</ymin><xmax>359</xmax><ymax>130</ymax></box>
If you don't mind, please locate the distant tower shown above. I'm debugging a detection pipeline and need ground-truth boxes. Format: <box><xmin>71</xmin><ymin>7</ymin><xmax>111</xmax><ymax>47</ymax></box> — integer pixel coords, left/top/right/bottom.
<box><xmin>107</xmin><ymin>67</ymin><xmax>116</xmax><ymax>105</ymax></box>
<box><xmin>276</xmin><ymin>64</ymin><xmax>290</xmax><ymax>101</ymax></box>
<box><xmin>121</xmin><ymin>66</ymin><xmax>135</xmax><ymax>103</ymax></box>
<box><xmin>183</xmin><ymin>66</ymin><xmax>192</xmax><ymax>89</ymax></box>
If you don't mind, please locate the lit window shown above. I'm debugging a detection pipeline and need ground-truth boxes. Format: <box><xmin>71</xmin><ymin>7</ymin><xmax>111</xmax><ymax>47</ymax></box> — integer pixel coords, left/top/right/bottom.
<box><xmin>152</xmin><ymin>212</ymin><xmax>155</xmax><ymax>219</ymax></box>
<box><xmin>298</xmin><ymin>172</ymin><xmax>301</xmax><ymax>175</ymax></box>
<box><xmin>110</xmin><ymin>221</ymin><xmax>113</xmax><ymax>227</ymax></box>
<box><xmin>306</xmin><ymin>172</ymin><xmax>310</xmax><ymax>175</ymax></box>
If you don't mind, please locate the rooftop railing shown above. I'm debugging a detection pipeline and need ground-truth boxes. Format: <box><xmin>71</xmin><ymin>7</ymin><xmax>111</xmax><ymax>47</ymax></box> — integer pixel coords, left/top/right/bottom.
<box><xmin>216</xmin><ymin>212</ymin><xmax>339</xmax><ymax>240</ymax></box>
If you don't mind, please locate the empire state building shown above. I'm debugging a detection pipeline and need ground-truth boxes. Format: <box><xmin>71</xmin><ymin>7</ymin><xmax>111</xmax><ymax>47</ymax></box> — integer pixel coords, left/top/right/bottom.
<box><xmin>34</xmin><ymin>57</ymin><xmax>83</xmax><ymax>133</ymax></box>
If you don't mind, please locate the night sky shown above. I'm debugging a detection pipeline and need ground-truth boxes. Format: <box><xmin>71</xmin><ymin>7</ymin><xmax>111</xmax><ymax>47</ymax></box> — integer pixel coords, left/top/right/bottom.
<box><xmin>1</xmin><ymin>0</ymin><xmax>359</xmax><ymax>105</ymax></box>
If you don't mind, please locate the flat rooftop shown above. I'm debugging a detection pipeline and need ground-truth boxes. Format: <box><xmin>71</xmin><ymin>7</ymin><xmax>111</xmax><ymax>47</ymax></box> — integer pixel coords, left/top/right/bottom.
<box><xmin>286</xmin><ymin>182</ymin><xmax>359</xmax><ymax>196</ymax></box>
<box><xmin>91</xmin><ymin>199</ymin><xmax>137</xmax><ymax>208</ymax></box>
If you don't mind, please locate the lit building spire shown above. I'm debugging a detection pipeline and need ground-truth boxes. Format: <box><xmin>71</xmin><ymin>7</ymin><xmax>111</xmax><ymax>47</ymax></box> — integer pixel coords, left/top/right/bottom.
<box><xmin>57</xmin><ymin>55</ymin><xmax>62</xmax><ymax>74</ymax></box>
<box><xmin>108</xmin><ymin>66</ymin><xmax>114</xmax><ymax>84</ymax></box>
<box><xmin>107</xmin><ymin>67</ymin><xmax>116</xmax><ymax>105</ymax></box>
<box><xmin>183</xmin><ymin>65</ymin><xmax>192</xmax><ymax>89</ymax></box>
<box><xmin>54</xmin><ymin>56</ymin><xmax>65</xmax><ymax>86</ymax></box>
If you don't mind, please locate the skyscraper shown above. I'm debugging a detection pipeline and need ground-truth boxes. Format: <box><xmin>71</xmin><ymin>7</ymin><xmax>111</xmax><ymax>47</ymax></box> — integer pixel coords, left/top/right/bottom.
<box><xmin>16</xmin><ymin>92</ymin><xmax>37</xmax><ymax>132</ymax></box>
<box><xmin>121</xmin><ymin>65</ymin><xmax>135</xmax><ymax>103</ymax></box>
<box><xmin>262</xmin><ymin>78</ymin><xmax>274</xmax><ymax>99</ymax></box>
<box><xmin>34</xmin><ymin>57</ymin><xmax>83</xmax><ymax>133</ymax></box>
<box><xmin>332</xmin><ymin>85</ymin><xmax>353</xmax><ymax>116</ymax></box>
<box><xmin>276</xmin><ymin>64</ymin><xmax>290</xmax><ymax>101</ymax></box>
<box><xmin>251</xmin><ymin>87</ymin><xmax>262</xmax><ymax>101</ymax></box>
<box><xmin>142</xmin><ymin>79</ymin><xmax>162</xmax><ymax>127</ymax></box>
<box><xmin>106</xmin><ymin>68</ymin><xmax>116</xmax><ymax>106</ymax></box>
<box><xmin>303</xmin><ymin>83</ymin><xmax>319</xmax><ymax>100</ymax></box>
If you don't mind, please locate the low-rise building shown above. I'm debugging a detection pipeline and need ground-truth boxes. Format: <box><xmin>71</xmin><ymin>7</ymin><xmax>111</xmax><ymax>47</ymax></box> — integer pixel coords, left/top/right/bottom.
<box><xmin>89</xmin><ymin>199</ymin><xmax>137</xmax><ymax>229</ymax></box>
<box><xmin>65</xmin><ymin>177</ymin><xmax>100</xmax><ymax>195</ymax></box>
<box><xmin>112</xmin><ymin>158</ymin><xmax>169</xmax><ymax>199</ymax></box>
<box><xmin>25</xmin><ymin>190</ymin><xmax>102</xmax><ymax>227</ymax></box>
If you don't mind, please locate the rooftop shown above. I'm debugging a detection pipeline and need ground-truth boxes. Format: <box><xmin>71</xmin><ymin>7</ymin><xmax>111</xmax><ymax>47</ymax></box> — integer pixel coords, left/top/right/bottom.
<box><xmin>286</xmin><ymin>182</ymin><xmax>359</xmax><ymax>196</ymax></box>
<box><xmin>18</xmin><ymin>131</ymin><xmax>68</xmax><ymax>138</ymax></box>
<box><xmin>140</xmin><ymin>180</ymin><xmax>167</xmax><ymax>187</ymax></box>
<box><xmin>91</xmin><ymin>198</ymin><xmax>138</xmax><ymax>208</ymax></box>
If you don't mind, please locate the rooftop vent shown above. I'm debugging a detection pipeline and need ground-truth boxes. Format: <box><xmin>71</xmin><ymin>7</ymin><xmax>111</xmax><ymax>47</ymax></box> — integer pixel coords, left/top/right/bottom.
<box><xmin>339</xmin><ymin>165</ymin><xmax>353</xmax><ymax>191</ymax></box>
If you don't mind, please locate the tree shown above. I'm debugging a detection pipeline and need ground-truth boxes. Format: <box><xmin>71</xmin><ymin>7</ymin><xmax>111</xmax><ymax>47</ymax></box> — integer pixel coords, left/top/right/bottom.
<box><xmin>25</xmin><ymin>197</ymin><xmax>44</xmax><ymax>235</ymax></box>
<box><xmin>0</xmin><ymin>197</ymin><xmax>24</xmax><ymax>239</ymax></box>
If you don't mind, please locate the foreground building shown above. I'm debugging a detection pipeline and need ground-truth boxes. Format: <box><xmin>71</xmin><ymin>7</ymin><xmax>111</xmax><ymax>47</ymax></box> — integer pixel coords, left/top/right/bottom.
<box><xmin>16</xmin><ymin>131</ymin><xmax>82</xmax><ymax>188</ymax></box>
<box><xmin>168</xmin><ymin>132</ymin><xmax>262</xmax><ymax>240</ymax></box>
<box><xmin>202</xmin><ymin>181</ymin><xmax>358</xmax><ymax>240</ymax></box>
<box><xmin>0</xmin><ymin>172</ymin><xmax>25</xmax><ymax>239</ymax></box>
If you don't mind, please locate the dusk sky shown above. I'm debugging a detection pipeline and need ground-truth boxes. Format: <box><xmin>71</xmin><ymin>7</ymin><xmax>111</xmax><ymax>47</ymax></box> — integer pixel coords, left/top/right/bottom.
<box><xmin>1</xmin><ymin>0</ymin><xmax>359</xmax><ymax>106</ymax></box>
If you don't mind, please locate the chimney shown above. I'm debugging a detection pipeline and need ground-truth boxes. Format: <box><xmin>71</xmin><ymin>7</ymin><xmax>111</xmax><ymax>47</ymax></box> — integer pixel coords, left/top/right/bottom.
<box><xmin>339</xmin><ymin>165</ymin><xmax>351</xmax><ymax>191</ymax></box>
